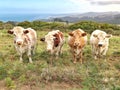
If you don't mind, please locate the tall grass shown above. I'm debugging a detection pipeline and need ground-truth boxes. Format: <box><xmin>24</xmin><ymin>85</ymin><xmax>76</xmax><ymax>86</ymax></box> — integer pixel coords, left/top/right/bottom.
<box><xmin>0</xmin><ymin>30</ymin><xmax>120</xmax><ymax>90</ymax></box>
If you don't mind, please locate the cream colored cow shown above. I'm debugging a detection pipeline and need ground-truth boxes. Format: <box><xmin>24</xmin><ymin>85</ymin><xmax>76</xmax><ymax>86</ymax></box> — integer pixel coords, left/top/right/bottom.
<box><xmin>90</xmin><ymin>30</ymin><xmax>112</xmax><ymax>59</ymax></box>
<box><xmin>8</xmin><ymin>26</ymin><xmax>37</xmax><ymax>63</ymax></box>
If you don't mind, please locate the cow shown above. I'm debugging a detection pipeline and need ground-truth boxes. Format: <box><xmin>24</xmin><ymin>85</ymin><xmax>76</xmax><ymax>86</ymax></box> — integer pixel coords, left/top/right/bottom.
<box><xmin>8</xmin><ymin>26</ymin><xmax>37</xmax><ymax>63</ymax></box>
<box><xmin>68</xmin><ymin>29</ymin><xmax>87</xmax><ymax>64</ymax></box>
<box><xmin>90</xmin><ymin>30</ymin><xmax>112</xmax><ymax>59</ymax></box>
<box><xmin>40</xmin><ymin>30</ymin><xmax>64</xmax><ymax>60</ymax></box>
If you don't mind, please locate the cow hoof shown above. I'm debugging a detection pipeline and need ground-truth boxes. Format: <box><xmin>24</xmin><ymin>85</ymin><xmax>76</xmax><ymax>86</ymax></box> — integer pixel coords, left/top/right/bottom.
<box><xmin>19</xmin><ymin>60</ymin><xmax>23</xmax><ymax>63</ymax></box>
<box><xmin>94</xmin><ymin>56</ymin><xmax>97</xmax><ymax>60</ymax></box>
<box><xmin>29</xmin><ymin>61</ymin><xmax>33</xmax><ymax>63</ymax></box>
<box><xmin>29</xmin><ymin>60</ymin><xmax>33</xmax><ymax>63</ymax></box>
<box><xmin>80</xmin><ymin>62</ymin><xmax>82</xmax><ymax>64</ymax></box>
<box><xmin>73</xmin><ymin>61</ymin><xmax>77</xmax><ymax>64</ymax></box>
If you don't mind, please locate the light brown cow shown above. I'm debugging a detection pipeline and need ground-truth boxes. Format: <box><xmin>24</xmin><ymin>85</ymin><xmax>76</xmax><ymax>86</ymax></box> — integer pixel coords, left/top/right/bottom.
<box><xmin>40</xmin><ymin>30</ymin><xmax>64</xmax><ymax>59</ymax></box>
<box><xmin>68</xmin><ymin>29</ymin><xmax>87</xmax><ymax>64</ymax></box>
<box><xmin>90</xmin><ymin>30</ymin><xmax>112</xmax><ymax>59</ymax></box>
<box><xmin>8</xmin><ymin>26</ymin><xmax>37</xmax><ymax>63</ymax></box>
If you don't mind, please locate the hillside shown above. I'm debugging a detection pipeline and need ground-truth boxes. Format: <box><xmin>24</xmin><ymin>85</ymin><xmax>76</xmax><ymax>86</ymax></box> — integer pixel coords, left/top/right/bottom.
<box><xmin>41</xmin><ymin>12</ymin><xmax>120</xmax><ymax>24</ymax></box>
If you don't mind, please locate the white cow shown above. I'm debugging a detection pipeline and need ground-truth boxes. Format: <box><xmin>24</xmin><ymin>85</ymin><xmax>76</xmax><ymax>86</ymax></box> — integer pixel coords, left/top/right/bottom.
<box><xmin>90</xmin><ymin>30</ymin><xmax>112</xmax><ymax>59</ymax></box>
<box><xmin>8</xmin><ymin>26</ymin><xmax>37</xmax><ymax>63</ymax></box>
<box><xmin>40</xmin><ymin>30</ymin><xmax>64</xmax><ymax>58</ymax></box>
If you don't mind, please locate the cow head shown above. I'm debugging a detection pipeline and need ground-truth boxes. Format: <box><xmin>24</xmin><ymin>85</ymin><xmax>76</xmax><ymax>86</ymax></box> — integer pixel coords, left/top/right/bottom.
<box><xmin>69</xmin><ymin>30</ymin><xmax>87</xmax><ymax>48</ymax></box>
<box><xmin>93</xmin><ymin>33</ymin><xmax>112</xmax><ymax>47</ymax></box>
<box><xmin>8</xmin><ymin>26</ymin><xmax>29</xmax><ymax>46</ymax></box>
<box><xmin>40</xmin><ymin>32</ymin><xmax>60</xmax><ymax>52</ymax></box>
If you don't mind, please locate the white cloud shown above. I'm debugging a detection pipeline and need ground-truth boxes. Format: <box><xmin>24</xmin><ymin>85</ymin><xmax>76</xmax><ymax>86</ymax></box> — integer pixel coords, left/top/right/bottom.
<box><xmin>88</xmin><ymin>0</ymin><xmax>120</xmax><ymax>5</ymax></box>
<box><xmin>68</xmin><ymin>0</ymin><xmax>120</xmax><ymax>12</ymax></box>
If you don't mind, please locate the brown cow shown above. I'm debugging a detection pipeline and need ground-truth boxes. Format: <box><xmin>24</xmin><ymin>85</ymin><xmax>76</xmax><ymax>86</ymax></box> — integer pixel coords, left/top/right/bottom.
<box><xmin>68</xmin><ymin>29</ymin><xmax>87</xmax><ymax>64</ymax></box>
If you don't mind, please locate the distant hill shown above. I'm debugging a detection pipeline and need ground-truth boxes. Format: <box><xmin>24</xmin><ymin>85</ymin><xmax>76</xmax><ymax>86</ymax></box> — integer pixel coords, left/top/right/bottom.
<box><xmin>40</xmin><ymin>12</ymin><xmax>120</xmax><ymax>24</ymax></box>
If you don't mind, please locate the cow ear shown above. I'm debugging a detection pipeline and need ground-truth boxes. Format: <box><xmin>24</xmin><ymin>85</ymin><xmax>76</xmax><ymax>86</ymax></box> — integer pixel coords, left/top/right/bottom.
<box><xmin>24</xmin><ymin>30</ymin><xmax>29</xmax><ymax>34</ymax></box>
<box><xmin>69</xmin><ymin>32</ymin><xmax>73</xmax><ymax>36</ymax></box>
<box><xmin>93</xmin><ymin>34</ymin><xmax>97</xmax><ymax>38</ymax></box>
<box><xmin>40</xmin><ymin>38</ymin><xmax>45</xmax><ymax>42</ymax></box>
<box><xmin>106</xmin><ymin>34</ymin><xmax>112</xmax><ymax>38</ymax></box>
<box><xmin>8</xmin><ymin>30</ymin><xmax>14</xmax><ymax>34</ymax></box>
<box><xmin>82</xmin><ymin>33</ymin><xmax>87</xmax><ymax>36</ymax></box>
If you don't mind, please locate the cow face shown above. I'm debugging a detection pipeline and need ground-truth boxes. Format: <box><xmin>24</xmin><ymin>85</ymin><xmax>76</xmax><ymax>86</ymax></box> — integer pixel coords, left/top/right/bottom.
<box><xmin>8</xmin><ymin>27</ymin><xmax>29</xmax><ymax>46</ymax></box>
<box><xmin>41</xmin><ymin>33</ymin><xmax>60</xmax><ymax>52</ymax></box>
<box><xmin>69</xmin><ymin>30</ymin><xmax>87</xmax><ymax>48</ymax></box>
<box><xmin>93</xmin><ymin>33</ymin><xmax>112</xmax><ymax>47</ymax></box>
<box><xmin>41</xmin><ymin>34</ymin><xmax>54</xmax><ymax>52</ymax></box>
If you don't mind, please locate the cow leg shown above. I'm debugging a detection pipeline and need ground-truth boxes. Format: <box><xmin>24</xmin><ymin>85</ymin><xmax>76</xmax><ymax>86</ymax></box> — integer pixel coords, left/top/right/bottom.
<box><xmin>73</xmin><ymin>54</ymin><xmax>77</xmax><ymax>64</ymax></box>
<box><xmin>20</xmin><ymin>54</ymin><xmax>23</xmax><ymax>62</ymax></box>
<box><xmin>94</xmin><ymin>50</ymin><xmax>99</xmax><ymax>59</ymax></box>
<box><xmin>94</xmin><ymin>47</ymin><xmax>98</xmax><ymax>60</ymax></box>
<box><xmin>15</xmin><ymin>46</ymin><xmax>23</xmax><ymax>62</ymax></box>
<box><xmin>59</xmin><ymin>44</ymin><xmax>63</xmax><ymax>55</ymax></box>
<box><xmin>55</xmin><ymin>49</ymin><xmax>59</xmax><ymax>59</ymax></box>
<box><xmin>55</xmin><ymin>53</ymin><xmax>59</xmax><ymax>59</ymax></box>
<box><xmin>17</xmin><ymin>50</ymin><xmax>23</xmax><ymax>63</ymax></box>
<box><xmin>31</xmin><ymin>46</ymin><xmax>35</xmax><ymax>55</ymax></box>
<box><xmin>55</xmin><ymin>46</ymin><xmax>62</xmax><ymax>59</ymax></box>
<box><xmin>91</xmin><ymin>45</ymin><xmax>97</xmax><ymax>59</ymax></box>
<box><xmin>50</xmin><ymin>51</ymin><xmax>54</xmax><ymax>65</ymax></box>
<box><xmin>27</xmin><ymin>49</ymin><xmax>33</xmax><ymax>63</ymax></box>
<box><xmin>79</xmin><ymin>52</ymin><xmax>83</xmax><ymax>64</ymax></box>
<box><xmin>31</xmin><ymin>45</ymin><xmax>36</xmax><ymax>55</ymax></box>
<box><xmin>102</xmin><ymin>47</ymin><xmax>108</xmax><ymax>56</ymax></box>
<box><xmin>91</xmin><ymin>45</ymin><xmax>94</xmax><ymax>56</ymax></box>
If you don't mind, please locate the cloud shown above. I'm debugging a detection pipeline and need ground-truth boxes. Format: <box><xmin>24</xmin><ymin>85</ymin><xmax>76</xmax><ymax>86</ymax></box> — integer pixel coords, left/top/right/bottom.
<box><xmin>68</xmin><ymin>0</ymin><xmax>120</xmax><ymax>12</ymax></box>
<box><xmin>69</xmin><ymin>0</ymin><xmax>120</xmax><ymax>5</ymax></box>
<box><xmin>87</xmin><ymin>0</ymin><xmax>120</xmax><ymax>5</ymax></box>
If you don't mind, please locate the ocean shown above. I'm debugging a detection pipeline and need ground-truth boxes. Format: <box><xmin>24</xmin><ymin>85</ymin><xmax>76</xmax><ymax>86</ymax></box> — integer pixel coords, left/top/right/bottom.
<box><xmin>0</xmin><ymin>13</ymin><xmax>56</xmax><ymax>22</ymax></box>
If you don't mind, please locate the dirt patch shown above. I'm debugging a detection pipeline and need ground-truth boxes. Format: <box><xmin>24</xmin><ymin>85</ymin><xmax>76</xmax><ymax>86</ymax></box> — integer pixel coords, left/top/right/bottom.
<box><xmin>0</xmin><ymin>80</ymin><xmax>7</xmax><ymax>90</ymax></box>
<box><xmin>45</xmin><ymin>82</ymin><xmax>82</xmax><ymax>90</ymax></box>
<box><xmin>0</xmin><ymin>81</ymin><xmax>82</xmax><ymax>90</ymax></box>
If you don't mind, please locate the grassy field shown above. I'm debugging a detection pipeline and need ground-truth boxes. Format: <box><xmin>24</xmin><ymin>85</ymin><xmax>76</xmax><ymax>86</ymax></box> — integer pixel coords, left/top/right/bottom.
<box><xmin>0</xmin><ymin>30</ymin><xmax>120</xmax><ymax>90</ymax></box>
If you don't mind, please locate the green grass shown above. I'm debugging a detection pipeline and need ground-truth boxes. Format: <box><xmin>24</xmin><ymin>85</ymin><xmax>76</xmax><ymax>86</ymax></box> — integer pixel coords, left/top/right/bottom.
<box><xmin>0</xmin><ymin>30</ymin><xmax>120</xmax><ymax>90</ymax></box>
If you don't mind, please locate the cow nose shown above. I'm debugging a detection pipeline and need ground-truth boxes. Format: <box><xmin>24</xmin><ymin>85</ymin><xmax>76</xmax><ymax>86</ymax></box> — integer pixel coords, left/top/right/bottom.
<box><xmin>74</xmin><ymin>42</ymin><xmax>79</xmax><ymax>46</ymax></box>
<box><xmin>17</xmin><ymin>41</ymin><xmax>22</xmax><ymax>45</ymax></box>
<box><xmin>98</xmin><ymin>44</ymin><xmax>102</xmax><ymax>47</ymax></box>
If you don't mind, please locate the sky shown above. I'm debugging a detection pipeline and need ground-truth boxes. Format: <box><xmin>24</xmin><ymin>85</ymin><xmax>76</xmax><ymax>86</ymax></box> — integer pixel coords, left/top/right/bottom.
<box><xmin>0</xmin><ymin>0</ymin><xmax>120</xmax><ymax>14</ymax></box>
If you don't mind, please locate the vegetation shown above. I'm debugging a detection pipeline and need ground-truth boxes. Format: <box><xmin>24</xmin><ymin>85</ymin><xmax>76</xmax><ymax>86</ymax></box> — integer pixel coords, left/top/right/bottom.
<box><xmin>0</xmin><ymin>26</ymin><xmax>120</xmax><ymax>89</ymax></box>
<box><xmin>0</xmin><ymin>20</ymin><xmax>120</xmax><ymax>35</ymax></box>
<box><xmin>69</xmin><ymin>21</ymin><xmax>120</xmax><ymax>35</ymax></box>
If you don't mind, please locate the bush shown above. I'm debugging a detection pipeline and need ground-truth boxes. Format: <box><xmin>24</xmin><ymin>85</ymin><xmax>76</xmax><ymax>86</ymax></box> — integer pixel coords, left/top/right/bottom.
<box><xmin>69</xmin><ymin>21</ymin><xmax>120</xmax><ymax>35</ymax></box>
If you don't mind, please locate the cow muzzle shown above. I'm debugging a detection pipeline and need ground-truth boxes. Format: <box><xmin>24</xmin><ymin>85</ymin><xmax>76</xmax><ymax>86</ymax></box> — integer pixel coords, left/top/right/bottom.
<box><xmin>98</xmin><ymin>42</ymin><xmax>104</xmax><ymax>47</ymax></box>
<box><xmin>16</xmin><ymin>41</ymin><xmax>22</xmax><ymax>45</ymax></box>
<box><xmin>98</xmin><ymin>44</ymin><xmax>103</xmax><ymax>47</ymax></box>
<box><xmin>74</xmin><ymin>42</ymin><xmax>79</xmax><ymax>46</ymax></box>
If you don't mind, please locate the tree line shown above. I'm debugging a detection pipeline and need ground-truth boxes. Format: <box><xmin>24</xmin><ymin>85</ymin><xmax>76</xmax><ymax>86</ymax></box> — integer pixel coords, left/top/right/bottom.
<box><xmin>0</xmin><ymin>20</ymin><xmax>120</xmax><ymax>35</ymax></box>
